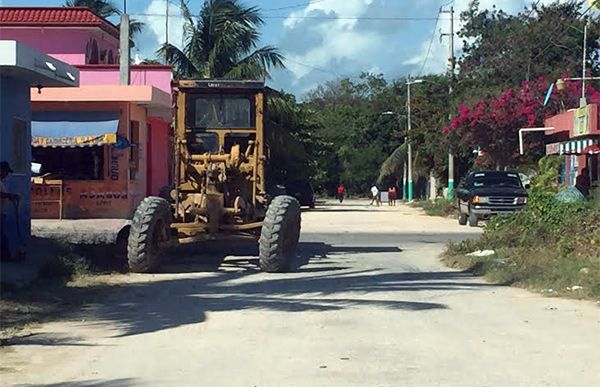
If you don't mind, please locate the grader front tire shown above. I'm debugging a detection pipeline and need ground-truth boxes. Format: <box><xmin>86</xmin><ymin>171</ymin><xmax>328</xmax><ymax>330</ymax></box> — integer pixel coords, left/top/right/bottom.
<box><xmin>259</xmin><ymin>195</ymin><xmax>301</xmax><ymax>273</ymax></box>
<box><xmin>127</xmin><ymin>197</ymin><xmax>172</xmax><ymax>273</ymax></box>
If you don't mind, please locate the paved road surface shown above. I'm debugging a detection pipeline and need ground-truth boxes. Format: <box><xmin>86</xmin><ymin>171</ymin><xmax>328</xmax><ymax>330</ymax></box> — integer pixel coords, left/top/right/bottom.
<box><xmin>2</xmin><ymin>200</ymin><xmax>599</xmax><ymax>386</ymax></box>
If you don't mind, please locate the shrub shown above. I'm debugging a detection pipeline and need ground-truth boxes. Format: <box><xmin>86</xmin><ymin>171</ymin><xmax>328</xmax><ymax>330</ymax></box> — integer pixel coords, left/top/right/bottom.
<box><xmin>412</xmin><ymin>199</ymin><xmax>456</xmax><ymax>217</ymax></box>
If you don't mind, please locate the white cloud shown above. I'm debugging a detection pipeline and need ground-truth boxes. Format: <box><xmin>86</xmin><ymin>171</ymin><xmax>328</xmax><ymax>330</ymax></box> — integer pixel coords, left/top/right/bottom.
<box><xmin>280</xmin><ymin>0</ymin><xmax>386</xmax><ymax>84</ymax></box>
<box><xmin>138</xmin><ymin>0</ymin><xmax>185</xmax><ymax>54</ymax></box>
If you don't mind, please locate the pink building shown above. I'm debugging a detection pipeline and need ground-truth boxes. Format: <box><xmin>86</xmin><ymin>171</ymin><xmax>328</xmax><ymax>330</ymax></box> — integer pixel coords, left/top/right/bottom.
<box><xmin>0</xmin><ymin>7</ymin><xmax>173</xmax><ymax>225</ymax></box>
<box><xmin>545</xmin><ymin>104</ymin><xmax>599</xmax><ymax>199</ymax></box>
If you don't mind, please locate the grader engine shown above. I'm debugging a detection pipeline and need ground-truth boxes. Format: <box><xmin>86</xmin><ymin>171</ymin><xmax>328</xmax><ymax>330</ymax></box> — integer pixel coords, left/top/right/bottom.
<box><xmin>126</xmin><ymin>80</ymin><xmax>301</xmax><ymax>273</ymax></box>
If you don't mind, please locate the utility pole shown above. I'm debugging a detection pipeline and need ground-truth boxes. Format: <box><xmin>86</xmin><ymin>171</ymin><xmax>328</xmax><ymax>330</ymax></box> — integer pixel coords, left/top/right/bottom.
<box><xmin>581</xmin><ymin>14</ymin><xmax>589</xmax><ymax>107</ymax></box>
<box><xmin>406</xmin><ymin>77</ymin><xmax>413</xmax><ymax>202</ymax></box>
<box><xmin>402</xmin><ymin>162</ymin><xmax>407</xmax><ymax>200</ymax></box>
<box><xmin>166</xmin><ymin>0</ymin><xmax>169</xmax><ymax>47</ymax></box>
<box><xmin>119</xmin><ymin>11</ymin><xmax>130</xmax><ymax>85</ymax></box>
<box><xmin>440</xmin><ymin>6</ymin><xmax>455</xmax><ymax>200</ymax></box>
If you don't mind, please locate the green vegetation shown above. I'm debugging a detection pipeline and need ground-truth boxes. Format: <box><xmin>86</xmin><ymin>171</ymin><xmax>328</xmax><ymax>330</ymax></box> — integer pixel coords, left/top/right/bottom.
<box><xmin>444</xmin><ymin>157</ymin><xmax>600</xmax><ymax>300</ymax></box>
<box><xmin>412</xmin><ymin>199</ymin><xmax>456</xmax><ymax>218</ymax></box>
<box><xmin>63</xmin><ymin>0</ymin><xmax>145</xmax><ymax>39</ymax></box>
<box><xmin>158</xmin><ymin>0</ymin><xmax>285</xmax><ymax>79</ymax></box>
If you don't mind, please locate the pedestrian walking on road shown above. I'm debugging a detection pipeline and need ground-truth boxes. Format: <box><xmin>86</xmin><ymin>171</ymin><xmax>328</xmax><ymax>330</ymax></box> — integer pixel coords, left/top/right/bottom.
<box><xmin>370</xmin><ymin>185</ymin><xmax>380</xmax><ymax>206</ymax></box>
<box><xmin>337</xmin><ymin>183</ymin><xmax>345</xmax><ymax>203</ymax></box>
<box><xmin>388</xmin><ymin>186</ymin><xmax>397</xmax><ymax>206</ymax></box>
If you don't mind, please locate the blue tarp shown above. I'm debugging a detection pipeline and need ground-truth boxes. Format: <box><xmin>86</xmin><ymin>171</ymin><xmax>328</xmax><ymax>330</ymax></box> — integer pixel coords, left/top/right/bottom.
<box><xmin>32</xmin><ymin>111</ymin><xmax>120</xmax><ymax>147</ymax></box>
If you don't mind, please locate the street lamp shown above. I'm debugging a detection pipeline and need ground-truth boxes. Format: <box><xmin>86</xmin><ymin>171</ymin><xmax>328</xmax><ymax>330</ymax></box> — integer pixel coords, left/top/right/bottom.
<box><xmin>556</xmin><ymin>77</ymin><xmax>600</xmax><ymax>107</ymax></box>
<box><xmin>380</xmin><ymin>111</ymin><xmax>407</xmax><ymax>200</ymax></box>
<box><xmin>405</xmin><ymin>78</ymin><xmax>423</xmax><ymax>202</ymax></box>
<box><xmin>382</xmin><ymin>78</ymin><xmax>424</xmax><ymax>202</ymax></box>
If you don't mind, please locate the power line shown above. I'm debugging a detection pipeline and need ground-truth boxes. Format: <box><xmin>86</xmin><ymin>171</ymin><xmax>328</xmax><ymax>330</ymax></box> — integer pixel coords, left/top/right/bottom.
<box><xmin>164</xmin><ymin>0</ymin><xmax>325</xmax><ymax>13</ymax></box>
<box><xmin>130</xmin><ymin>12</ymin><xmax>445</xmax><ymax>21</ymax></box>
<box><xmin>264</xmin><ymin>15</ymin><xmax>444</xmax><ymax>21</ymax></box>
<box><xmin>418</xmin><ymin>10</ymin><xmax>440</xmax><ymax>76</ymax></box>
<box><xmin>285</xmin><ymin>57</ymin><xmax>339</xmax><ymax>76</ymax></box>
<box><xmin>262</xmin><ymin>0</ymin><xmax>326</xmax><ymax>13</ymax></box>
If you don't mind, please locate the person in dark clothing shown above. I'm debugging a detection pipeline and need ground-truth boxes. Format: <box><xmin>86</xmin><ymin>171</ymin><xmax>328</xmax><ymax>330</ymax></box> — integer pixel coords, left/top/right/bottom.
<box><xmin>575</xmin><ymin>167</ymin><xmax>591</xmax><ymax>198</ymax></box>
<box><xmin>1</xmin><ymin>161</ymin><xmax>20</xmax><ymax>261</ymax></box>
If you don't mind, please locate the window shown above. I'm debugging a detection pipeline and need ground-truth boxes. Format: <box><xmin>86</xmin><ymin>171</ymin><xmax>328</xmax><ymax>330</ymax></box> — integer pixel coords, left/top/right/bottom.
<box><xmin>12</xmin><ymin>118</ymin><xmax>27</xmax><ymax>174</ymax></box>
<box><xmin>187</xmin><ymin>132</ymin><xmax>219</xmax><ymax>154</ymax></box>
<box><xmin>186</xmin><ymin>95</ymin><xmax>253</xmax><ymax>128</ymax></box>
<box><xmin>224</xmin><ymin>133</ymin><xmax>254</xmax><ymax>154</ymax></box>
<box><xmin>32</xmin><ymin>147</ymin><xmax>105</xmax><ymax>180</ymax></box>
<box><xmin>86</xmin><ymin>38</ymin><xmax>99</xmax><ymax>64</ymax></box>
<box><xmin>471</xmin><ymin>175</ymin><xmax>522</xmax><ymax>188</ymax></box>
<box><xmin>129</xmin><ymin>121</ymin><xmax>140</xmax><ymax>180</ymax></box>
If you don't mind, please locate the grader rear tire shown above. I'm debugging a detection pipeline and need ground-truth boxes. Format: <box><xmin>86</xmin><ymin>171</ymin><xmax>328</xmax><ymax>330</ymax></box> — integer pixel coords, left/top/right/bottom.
<box><xmin>127</xmin><ymin>197</ymin><xmax>172</xmax><ymax>273</ymax></box>
<box><xmin>259</xmin><ymin>195</ymin><xmax>301</xmax><ymax>273</ymax></box>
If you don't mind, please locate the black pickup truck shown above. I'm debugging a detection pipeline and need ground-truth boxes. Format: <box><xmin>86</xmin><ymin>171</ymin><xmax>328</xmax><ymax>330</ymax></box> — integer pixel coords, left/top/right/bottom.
<box><xmin>457</xmin><ymin>171</ymin><xmax>528</xmax><ymax>227</ymax></box>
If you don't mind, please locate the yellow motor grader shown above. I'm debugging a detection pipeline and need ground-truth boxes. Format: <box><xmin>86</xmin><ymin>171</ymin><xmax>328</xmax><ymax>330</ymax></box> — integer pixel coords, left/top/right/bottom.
<box><xmin>127</xmin><ymin>80</ymin><xmax>301</xmax><ymax>273</ymax></box>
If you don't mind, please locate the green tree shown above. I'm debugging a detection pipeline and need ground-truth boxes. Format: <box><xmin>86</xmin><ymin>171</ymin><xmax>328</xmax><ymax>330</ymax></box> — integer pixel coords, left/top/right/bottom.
<box><xmin>158</xmin><ymin>0</ymin><xmax>285</xmax><ymax>80</ymax></box>
<box><xmin>64</xmin><ymin>0</ymin><xmax>120</xmax><ymax>18</ymax></box>
<box><xmin>457</xmin><ymin>0</ymin><xmax>600</xmax><ymax>101</ymax></box>
<box><xmin>304</xmin><ymin>73</ymin><xmax>405</xmax><ymax>194</ymax></box>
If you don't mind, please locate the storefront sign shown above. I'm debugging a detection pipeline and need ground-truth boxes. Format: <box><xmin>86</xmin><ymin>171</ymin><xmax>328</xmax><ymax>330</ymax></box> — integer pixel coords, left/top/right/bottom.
<box><xmin>32</xmin><ymin>133</ymin><xmax>117</xmax><ymax>147</ymax></box>
<box><xmin>79</xmin><ymin>191</ymin><xmax>128</xmax><ymax>200</ymax></box>
<box><xmin>110</xmin><ymin>148</ymin><xmax>122</xmax><ymax>180</ymax></box>
<box><xmin>573</xmin><ymin>106</ymin><xmax>590</xmax><ymax>137</ymax></box>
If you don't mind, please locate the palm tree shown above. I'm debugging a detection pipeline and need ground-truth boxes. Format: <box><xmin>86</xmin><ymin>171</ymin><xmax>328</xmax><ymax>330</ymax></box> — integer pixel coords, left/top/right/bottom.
<box><xmin>378</xmin><ymin>142</ymin><xmax>428</xmax><ymax>186</ymax></box>
<box><xmin>63</xmin><ymin>0</ymin><xmax>145</xmax><ymax>39</ymax></box>
<box><xmin>64</xmin><ymin>0</ymin><xmax>120</xmax><ymax>18</ymax></box>
<box><xmin>158</xmin><ymin>0</ymin><xmax>285</xmax><ymax>79</ymax></box>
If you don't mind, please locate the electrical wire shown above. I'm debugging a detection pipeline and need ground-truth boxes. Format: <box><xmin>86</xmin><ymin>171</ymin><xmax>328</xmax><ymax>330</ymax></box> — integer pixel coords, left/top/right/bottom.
<box><xmin>130</xmin><ymin>11</ymin><xmax>445</xmax><ymax>21</ymax></box>
<box><xmin>418</xmin><ymin>10</ymin><xmax>440</xmax><ymax>76</ymax></box>
<box><xmin>285</xmin><ymin>57</ymin><xmax>339</xmax><ymax>76</ymax></box>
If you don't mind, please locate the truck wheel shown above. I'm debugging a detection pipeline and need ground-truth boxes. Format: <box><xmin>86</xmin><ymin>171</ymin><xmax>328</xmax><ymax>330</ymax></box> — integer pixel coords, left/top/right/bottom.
<box><xmin>259</xmin><ymin>195</ymin><xmax>301</xmax><ymax>272</ymax></box>
<box><xmin>468</xmin><ymin>211</ymin><xmax>479</xmax><ymax>227</ymax></box>
<box><xmin>127</xmin><ymin>197</ymin><xmax>173</xmax><ymax>273</ymax></box>
<box><xmin>458</xmin><ymin>212</ymin><xmax>468</xmax><ymax>225</ymax></box>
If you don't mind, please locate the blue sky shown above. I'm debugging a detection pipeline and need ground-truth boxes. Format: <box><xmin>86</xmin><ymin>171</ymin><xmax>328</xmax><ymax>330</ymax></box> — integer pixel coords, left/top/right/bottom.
<box><xmin>1</xmin><ymin>0</ymin><xmax>563</xmax><ymax>97</ymax></box>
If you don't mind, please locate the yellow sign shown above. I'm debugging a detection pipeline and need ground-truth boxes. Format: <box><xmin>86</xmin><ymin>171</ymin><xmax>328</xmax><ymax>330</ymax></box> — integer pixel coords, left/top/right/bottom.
<box><xmin>32</xmin><ymin>133</ymin><xmax>117</xmax><ymax>147</ymax></box>
<box><xmin>573</xmin><ymin>106</ymin><xmax>590</xmax><ymax>137</ymax></box>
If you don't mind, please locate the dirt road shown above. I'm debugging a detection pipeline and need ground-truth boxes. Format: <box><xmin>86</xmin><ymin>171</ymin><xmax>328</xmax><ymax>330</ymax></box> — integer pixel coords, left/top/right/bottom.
<box><xmin>2</xmin><ymin>200</ymin><xmax>599</xmax><ymax>386</ymax></box>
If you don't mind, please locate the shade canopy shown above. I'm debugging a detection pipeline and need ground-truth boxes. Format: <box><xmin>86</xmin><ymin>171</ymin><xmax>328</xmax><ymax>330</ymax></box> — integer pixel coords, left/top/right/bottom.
<box><xmin>32</xmin><ymin>111</ymin><xmax>120</xmax><ymax>147</ymax></box>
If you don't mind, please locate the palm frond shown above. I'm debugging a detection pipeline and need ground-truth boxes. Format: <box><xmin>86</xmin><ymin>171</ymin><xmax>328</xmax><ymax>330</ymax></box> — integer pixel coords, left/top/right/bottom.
<box><xmin>378</xmin><ymin>142</ymin><xmax>407</xmax><ymax>183</ymax></box>
<box><xmin>129</xmin><ymin>19</ymin><xmax>145</xmax><ymax>37</ymax></box>
<box><xmin>162</xmin><ymin>0</ymin><xmax>285</xmax><ymax>80</ymax></box>
<box><xmin>63</xmin><ymin>0</ymin><xmax>120</xmax><ymax>18</ymax></box>
<box><xmin>157</xmin><ymin>43</ymin><xmax>200</xmax><ymax>78</ymax></box>
<box><xmin>225</xmin><ymin>46</ymin><xmax>285</xmax><ymax>79</ymax></box>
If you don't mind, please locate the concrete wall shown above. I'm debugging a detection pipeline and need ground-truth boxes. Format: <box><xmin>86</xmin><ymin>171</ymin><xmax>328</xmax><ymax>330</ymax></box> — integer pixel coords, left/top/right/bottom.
<box><xmin>0</xmin><ymin>76</ymin><xmax>32</xmax><ymax>248</ymax></box>
<box><xmin>78</xmin><ymin>65</ymin><xmax>173</xmax><ymax>93</ymax></box>
<box><xmin>0</xmin><ymin>27</ymin><xmax>119</xmax><ymax>65</ymax></box>
<box><xmin>146</xmin><ymin>117</ymin><xmax>171</xmax><ymax>196</ymax></box>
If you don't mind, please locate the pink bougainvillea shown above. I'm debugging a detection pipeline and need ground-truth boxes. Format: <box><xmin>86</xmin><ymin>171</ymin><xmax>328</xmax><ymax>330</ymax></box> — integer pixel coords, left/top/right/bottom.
<box><xmin>444</xmin><ymin>77</ymin><xmax>600</xmax><ymax>168</ymax></box>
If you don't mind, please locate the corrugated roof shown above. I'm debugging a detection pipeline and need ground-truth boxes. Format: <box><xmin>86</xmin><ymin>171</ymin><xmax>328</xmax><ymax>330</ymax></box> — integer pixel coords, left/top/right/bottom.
<box><xmin>0</xmin><ymin>7</ymin><xmax>120</xmax><ymax>39</ymax></box>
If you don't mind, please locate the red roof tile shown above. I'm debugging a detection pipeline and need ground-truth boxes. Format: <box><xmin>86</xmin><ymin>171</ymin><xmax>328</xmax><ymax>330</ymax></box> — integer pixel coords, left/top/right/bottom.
<box><xmin>0</xmin><ymin>7</ymin><xmax>119</xmax><ymax>38</ymax></box>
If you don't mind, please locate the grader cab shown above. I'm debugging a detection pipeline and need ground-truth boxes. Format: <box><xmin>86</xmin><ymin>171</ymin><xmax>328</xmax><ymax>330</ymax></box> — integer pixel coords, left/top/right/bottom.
<box><xmin>127</xmin><ymin>80</ymin><xmax>301</xmax><ymax>273</ymax></box>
